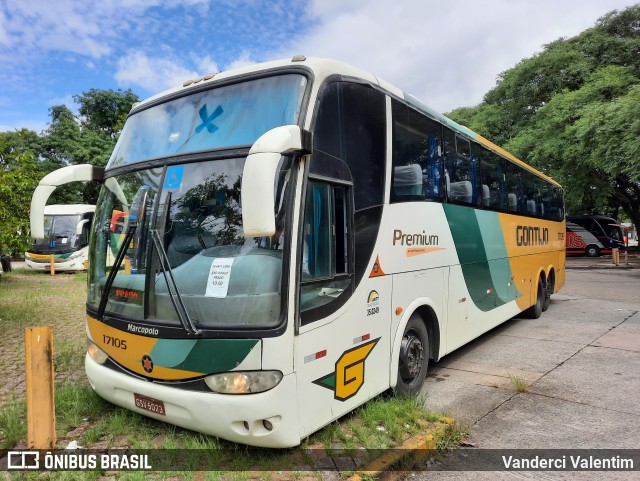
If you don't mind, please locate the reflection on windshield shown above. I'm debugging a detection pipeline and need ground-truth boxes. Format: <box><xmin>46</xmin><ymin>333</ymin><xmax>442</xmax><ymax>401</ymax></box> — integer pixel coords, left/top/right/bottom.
<box><xmin>32</xmin><ymin>215</ymin><xmax>82</xmax><ymax>251</ymax></box>
<box><xmin>88</xmin><ymin>158</ymin><xmax>291</xmax><ymax>331</ymax></box>
<box><xmin>108</xmin><ymin>74</ymin><xmax>307</xmax><ymax>168</ymax></box>
<box><xmin>46</xmin><ymin>215</ymin><xmax>81</xmax><ymax>237</ymax></box>
<box><xmin>605</xmin><ymin>224</ymin><xmax>623</xmax><ymax>241</ymax></box>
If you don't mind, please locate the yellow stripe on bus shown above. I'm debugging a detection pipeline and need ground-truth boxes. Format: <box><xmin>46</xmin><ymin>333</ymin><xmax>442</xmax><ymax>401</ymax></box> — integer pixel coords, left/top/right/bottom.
<box><xmin>87</xmin><ymin>316</ymin><xmax>201</xmax><ymax>380</ymax></box>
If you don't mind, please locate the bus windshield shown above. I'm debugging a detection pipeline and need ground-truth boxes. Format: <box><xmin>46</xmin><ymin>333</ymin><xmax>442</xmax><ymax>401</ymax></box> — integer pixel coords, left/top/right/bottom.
<box><xmin>603</xmin><ymin>223</ymin><xmax>623</xmax><ymax>242</ymax></box>
<box><xmin>45</xmin><ymin>215</ymin><xmax>80</xmax><ymax>238</ymax></box>
<box><xmin>88</xmin><ymin>157</ymin><xmax>292</xmax><ymax>331</ymax></box>
<box><xmin>107</xmin><ymin>74</ymin><xmax>308</xmax><ymax>168</ymax></box>
<box><xmin>31</xmin><ymin>215</ymin><xmax>82</xmax><ymax>251</ymax></box>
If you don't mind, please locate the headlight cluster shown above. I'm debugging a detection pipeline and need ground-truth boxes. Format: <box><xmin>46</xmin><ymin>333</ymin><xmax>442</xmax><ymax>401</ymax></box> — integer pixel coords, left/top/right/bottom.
<box><xmin>204</xmin><ymin>371</ymin><xmax>283</xmax><ymax>394</ymax></box>
<box><xmin>86</xmin><ymin>337</ymin><xmax>108</xmax><ymax>364</ymax></box>
<box><xmin>66</xmin><ymin>250</ymin><xmax>84</xmax><ymax>260</ymax></box>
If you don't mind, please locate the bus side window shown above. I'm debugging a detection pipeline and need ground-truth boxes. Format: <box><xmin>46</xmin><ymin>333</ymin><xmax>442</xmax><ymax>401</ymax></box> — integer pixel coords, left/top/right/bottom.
<box><xmin>444</xmin><ymin>129</ymin><xmax>480</xmax><ymax>206</ymax></box>
<box><xmin>480</xmin><ymin>150</ymin><xmax>506</xmax><ymax>211</ymax></box>
<box><xmin>300</xmin><ymin>181</ymin><xmax>352</xmax><ymax>325</ymax></box>
<box><xmin>391</xmin><ymin>99</ymin><xmax>443</xmax><ymax>202</ymax></box>
<box><xmin>311</xmin><ymin>80</ymin><xmax>385</xmax><ymax>288</ymax></box>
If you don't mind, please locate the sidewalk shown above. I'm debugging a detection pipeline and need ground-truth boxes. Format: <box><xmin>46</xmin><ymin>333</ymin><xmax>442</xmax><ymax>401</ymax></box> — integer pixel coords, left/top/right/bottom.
<box><xmin>566</xmin><ymin>252</ymin><xmax>639</xmax><ymax>270</ymax></box>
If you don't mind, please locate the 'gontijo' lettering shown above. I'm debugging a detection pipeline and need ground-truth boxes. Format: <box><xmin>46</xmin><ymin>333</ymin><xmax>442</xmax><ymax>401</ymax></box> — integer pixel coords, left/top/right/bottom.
<box><xmin>516</xmin><ymin>226</ymin><xmax>549</xmax><ymax>246</ymax></box>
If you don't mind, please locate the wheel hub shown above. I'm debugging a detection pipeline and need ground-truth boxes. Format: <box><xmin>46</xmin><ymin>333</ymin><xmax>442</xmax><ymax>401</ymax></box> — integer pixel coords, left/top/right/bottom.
<box><xmin>399</xmin><ymin>332</ymin><xmax>424</xmax><ymax>381</ymax></box>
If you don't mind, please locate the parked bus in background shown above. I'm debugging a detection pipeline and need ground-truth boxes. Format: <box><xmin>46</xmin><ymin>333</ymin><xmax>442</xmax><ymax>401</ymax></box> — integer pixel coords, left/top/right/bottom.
<box><xmin>565</xmin><ymin>221</ymin><xmax>605</xmax><ymax>257</ymax></box>
<box><xmin>566</xmin><ymin>215</ymin><xmax>625</xmax><ymax>257</ymax></box>
<box><xmin>29</xmin><ymin>57</ymin><xmax>565</xmax><ymax>448</ymax></box>
<box><xmin>25</xmin><ymin>204</ymin><xmax>95</xmax><ymax>271</ymax></box>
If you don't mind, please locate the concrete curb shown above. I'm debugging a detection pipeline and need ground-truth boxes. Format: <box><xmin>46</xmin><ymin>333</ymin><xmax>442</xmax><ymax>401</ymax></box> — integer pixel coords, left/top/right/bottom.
<box><xmin>566</xmin><ymin>265</ymin><xmax>638</xmax><ymax>270</ymax></box>
<box><xmin>344</xmin><ymin>417</ymin><xmax>454</xmax><ymax>481</ymax></box>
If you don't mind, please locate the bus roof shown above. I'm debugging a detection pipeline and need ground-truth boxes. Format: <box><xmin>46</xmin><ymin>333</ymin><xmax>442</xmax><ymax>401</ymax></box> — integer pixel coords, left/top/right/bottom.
<box><xmin>131</xmin><ymin>56</ymin><xmax>561</xmax><ymax>188</ymax></box>
<box><xmin>43</xmin><ymin>204</ymin><xmax>95</xmax><ymax>215</ymax></box>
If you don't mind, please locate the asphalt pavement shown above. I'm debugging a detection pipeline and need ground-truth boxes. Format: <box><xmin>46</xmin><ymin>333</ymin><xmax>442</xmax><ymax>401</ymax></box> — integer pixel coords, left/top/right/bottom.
<box><xmin>410</xmin><ymin>257</ymin><xmax>640</xmax><ymax>480</ymax></box>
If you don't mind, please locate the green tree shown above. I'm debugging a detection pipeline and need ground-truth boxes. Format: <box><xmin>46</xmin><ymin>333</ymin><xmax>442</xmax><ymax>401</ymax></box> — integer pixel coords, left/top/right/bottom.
<box><xmin>42</xmin><ymin>89</ymin><xmax>140</xmax><ymax>204</ymax></box>
<box><xmin>0</xmin><ymin>88</ymin><xmax>140</xmax><ymax>251</ymax></box>
<box><xmin>448</xmin><ymin>5</ymin><xmax>640</xmax><ymax>229</ymax></box>
<box><xmin>0</xmin><ymin>148</ymin><xmax>43</xmax><ymax>255</ymax></box>
<box><xmin>75</xmin><ymin>88</ymin><xmax>139</xmax><ymax>139</ymax></box>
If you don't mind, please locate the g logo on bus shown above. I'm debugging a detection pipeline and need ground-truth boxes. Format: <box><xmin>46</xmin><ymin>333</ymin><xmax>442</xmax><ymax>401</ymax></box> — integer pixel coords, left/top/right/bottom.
<box><xmin>141</xmin><ymin>354</ymin><xmax>154</xmax><ymax>373</ymax></box>
<box><xmin>312</xmin><ymin>338</ymin><xmax>380</xmax><ymax>401</ymax></box>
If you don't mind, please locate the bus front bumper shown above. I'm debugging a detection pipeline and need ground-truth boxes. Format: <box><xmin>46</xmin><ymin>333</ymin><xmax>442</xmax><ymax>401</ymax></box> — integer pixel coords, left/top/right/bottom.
<box><xmin>85</xmin><ymin>354</ymin><xmax>300</xmax><ymax>448</ymax></box>
<box><xmin>25</xmin><ymin>256</ymin><xmax>86</xmax><ymax>271</ymax></box>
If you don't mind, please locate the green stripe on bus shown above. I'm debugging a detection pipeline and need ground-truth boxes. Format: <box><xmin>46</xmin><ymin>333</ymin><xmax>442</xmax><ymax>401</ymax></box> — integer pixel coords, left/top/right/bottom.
<box><xmin>150</xmin><ymin>338</ymin><xmax>259</xmax><ymax>374</ymax></box>
<box><xmin>443</xmin><ymin>205</ymin><xmax>516</xmax><ymax>311</ymax></box>
<box><xmin>475</xmin><ymin>211</ymin><xmax>522</xmax><ymax>303</ymax></box>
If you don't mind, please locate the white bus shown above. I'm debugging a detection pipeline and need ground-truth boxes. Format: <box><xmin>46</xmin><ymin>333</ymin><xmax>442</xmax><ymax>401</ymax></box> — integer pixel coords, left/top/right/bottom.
<box><xmin>30</xmin><ymin>57</ymin><xmax>565</xmax><ymax>448</ymax></box>
<box><xmin>25</xmin><ymin>204</ymin><xmax>95</xmax><ymax>272</ymax></box>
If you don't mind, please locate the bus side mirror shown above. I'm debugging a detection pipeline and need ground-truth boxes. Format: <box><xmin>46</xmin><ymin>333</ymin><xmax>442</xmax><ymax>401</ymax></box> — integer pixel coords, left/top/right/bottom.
<box><xmin>30</xmin><ymin>165</ymin><xmax>104</xmax><ymax>240</ymax></box>
<box><xmin>241</xmin><ymin>125</ymin><xmax>312</xmax><ymax>237</ymax></box>
<box><xmin>76</xmin><ymin>219</ymin><xmax>90</xmax><ymax>236</ymax></box>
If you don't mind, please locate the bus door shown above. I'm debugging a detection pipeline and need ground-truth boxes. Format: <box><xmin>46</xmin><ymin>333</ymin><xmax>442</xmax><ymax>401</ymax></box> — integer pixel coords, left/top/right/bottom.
<box><xmin>294</xmin><ymin>180</ymin><xmax>391</xmax><ymax>439</ymax></box>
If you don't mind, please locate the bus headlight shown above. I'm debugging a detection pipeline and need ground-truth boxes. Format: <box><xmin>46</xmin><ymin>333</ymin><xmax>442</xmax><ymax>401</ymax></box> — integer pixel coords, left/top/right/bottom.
<box><xmin>66</xmin><ymin>250</ymin><xmax>84</xmax><ymax>260</ymax></box>
<box><xmin>86</xmin><ymin>338</ymin><xmax>108</xmax><ymax>364</ymax></box>
<box><xmin>204</xmin><ymin>371</ymin><xmax>283</xmax><ymax>394</ymax></box>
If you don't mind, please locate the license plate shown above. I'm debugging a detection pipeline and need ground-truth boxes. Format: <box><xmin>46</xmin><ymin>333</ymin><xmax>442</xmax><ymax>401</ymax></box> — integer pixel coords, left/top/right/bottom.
<box><xmin>133</xmin><ymin>393</ymin><xmax>166</xmax><ymax>416</ymax></box>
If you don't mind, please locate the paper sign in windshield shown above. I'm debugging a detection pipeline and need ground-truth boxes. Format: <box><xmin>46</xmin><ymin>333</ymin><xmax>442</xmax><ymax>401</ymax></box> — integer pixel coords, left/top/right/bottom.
<box><xmin>205</xmin><ymin>258</ymin><xmax>235</xmax><ymax>298</ymax></box>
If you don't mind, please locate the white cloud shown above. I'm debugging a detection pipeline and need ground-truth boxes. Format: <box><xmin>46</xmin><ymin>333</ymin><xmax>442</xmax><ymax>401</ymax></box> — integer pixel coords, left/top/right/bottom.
<box><xmin>0</xmin><ymin>120</ymin><xmax>49</xmax><ymax>134</ymax></box>
<box><xmin>225</xmin><ymin>51</ymin><xmax>257</xmax><ymax>71</ymax></box>
<box><xmin>3</xmin><ymin>0</ymin><xmax>112</xmax><ymax>58</ymax></box>
<box><xmin>115</xmin><ymin>50</ymin><xmax>200</xmax><ymax>92</ymax></box>
<box><xmin>47</xmin><ymin>95</ymin><xmax>76</xmax><ymax>109</ymax></box>
<box><xmin>196</xmin><ymin>55</ymin><xmax>220</xmax><ymax>75</ymax></box>
<box><xmin>0</xmin><ymin>9</ymin><xmax>10</xmax><ymax>46</ymax></box>
<box><xmin>277</xmin><ymin>0</ymin><xmax>637</xmax><ymax>112</ymax></box>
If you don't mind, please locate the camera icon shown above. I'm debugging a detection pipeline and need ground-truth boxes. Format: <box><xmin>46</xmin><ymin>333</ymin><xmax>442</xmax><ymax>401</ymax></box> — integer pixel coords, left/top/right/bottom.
<box><xmin>7</xmin><ymin>451</ymin><xmax>40</xmax><ymax>469</ymax></box>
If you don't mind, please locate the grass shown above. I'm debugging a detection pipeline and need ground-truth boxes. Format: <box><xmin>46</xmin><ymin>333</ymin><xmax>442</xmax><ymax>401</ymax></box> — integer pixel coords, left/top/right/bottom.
<box><xmin>509</xmin><ymin>373</ymin><xmax>530</xmax><ymax>393</ymax></box>
<box><xmin>0</xmin><ymin>269</ymin><xmax>465</xmax><ymax>477</ymax></box>
<box><xmin>311</xmin><ymin>394</ymin><xmax>441</xmax><ymax>450</ymax></box>
<box><xmin>0</xmin><ymin>397</ymin><xmax>25</xmax><ymax>448</ymax></box>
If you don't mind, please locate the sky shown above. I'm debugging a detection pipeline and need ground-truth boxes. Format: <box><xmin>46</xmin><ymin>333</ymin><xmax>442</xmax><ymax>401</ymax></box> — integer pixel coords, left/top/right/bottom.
<box><xmin>0</xmin><ymin>0</ymin><xmax>637</xmax><ymax>133</ymax></box>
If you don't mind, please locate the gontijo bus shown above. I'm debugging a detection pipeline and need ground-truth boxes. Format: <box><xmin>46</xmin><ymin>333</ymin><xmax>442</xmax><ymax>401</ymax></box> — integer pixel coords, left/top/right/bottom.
<box><xmin>25</xmin><ymin>204</ymin><xmax>95</xmax><ymax>271</ymax></box>
<box><xmin>30</xmin><ymin>57</ymin><xmax>565</xmax><ymax>448</ymax></box>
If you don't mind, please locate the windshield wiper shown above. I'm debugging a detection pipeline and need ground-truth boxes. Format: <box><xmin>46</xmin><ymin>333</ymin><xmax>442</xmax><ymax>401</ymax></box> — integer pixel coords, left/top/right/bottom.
<box><xmin>150</xmin><ymin>229</ymin><xmax>201</xmax><ymax>336</ymax></box>
<box><xmin>97</xmin><ymin>220</ymin><xmax>138</xmax><ymax>319</ymax></box>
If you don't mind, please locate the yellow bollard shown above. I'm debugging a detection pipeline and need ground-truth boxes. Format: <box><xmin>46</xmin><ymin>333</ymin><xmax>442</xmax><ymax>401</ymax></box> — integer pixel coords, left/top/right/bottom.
<box><xmin>25</xmin><ymin>326</ymin><xmax>56</xmax><ymax>449</ymax></box>
<box><xmin>612</xmin><ymin>248</ymin><xmax>620</xmax><ymax>266</ymax></box>
<box><xmin>49</xmin><ymin>254</ymin><xmax>55</xmax><ymax>276</ymax></box>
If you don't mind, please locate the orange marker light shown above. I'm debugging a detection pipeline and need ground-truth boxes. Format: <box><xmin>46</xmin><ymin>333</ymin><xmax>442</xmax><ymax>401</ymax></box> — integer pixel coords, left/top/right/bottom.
<box><xmin>395</xmin><ymin>307</ymin><xmax>403</xmax><ymax>316</ymax></box>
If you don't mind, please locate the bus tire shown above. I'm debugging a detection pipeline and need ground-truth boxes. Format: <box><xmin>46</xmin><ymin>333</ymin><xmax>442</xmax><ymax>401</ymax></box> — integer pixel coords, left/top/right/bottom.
<box><xmin>585</xmin><ymin>245</ymin><xmax>600</xmax><ymax>257</ymax></box>
<box><xmin>542</xmin><ymin>276</ymin><xmax>553</xmax><ymax>312</ymax></box>
<box><xmin>395</xmin><ymin>313</ymin><xmax>429</xmax><ymax>397</ymax></box>
<box><xmin>525</xmin><ymin>277</ymin><xmax>544</xmax><ymax>319</ymax></box>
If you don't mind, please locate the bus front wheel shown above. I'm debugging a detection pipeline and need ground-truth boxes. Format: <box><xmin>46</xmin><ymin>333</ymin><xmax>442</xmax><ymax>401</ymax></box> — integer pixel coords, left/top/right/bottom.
<box><xmin>395</xmin><ymin>313</ymin><xmax>429</xmax><ymax>397</ymax></box>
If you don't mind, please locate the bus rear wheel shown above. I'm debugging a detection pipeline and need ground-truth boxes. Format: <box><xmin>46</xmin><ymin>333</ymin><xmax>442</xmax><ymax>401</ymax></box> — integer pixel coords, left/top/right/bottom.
<box><xmin>585</xmin><ymin>245</ymin><xmax>600</xmax><ymax>257</ymax></box>
<box><xmin>525</xmin><ymin>277</ymin><xmax>544</xmax><ymax>319</ymax></box>
<box><xmin>395</xmin><ymin>313</ymin><xmax>429</xmax><ymax>397</ymax></box>
<box><xmin>542</xmin><ymin>276</ymin><xmax>554</xmax><ymax>312</ymax></box>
